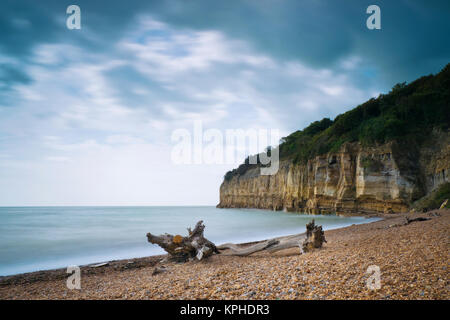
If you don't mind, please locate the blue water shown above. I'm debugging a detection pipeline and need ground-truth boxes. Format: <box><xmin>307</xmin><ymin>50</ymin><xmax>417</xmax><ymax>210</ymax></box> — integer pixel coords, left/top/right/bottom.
<box><xmin>0</xmin><ymin>206</ymin><xmax>379</xmax><ymax>276</ymax></box>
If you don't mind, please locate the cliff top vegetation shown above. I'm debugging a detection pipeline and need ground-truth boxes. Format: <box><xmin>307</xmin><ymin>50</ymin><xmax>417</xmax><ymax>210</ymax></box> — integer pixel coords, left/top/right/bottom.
<box><xmin>224</xmin><ymin>63</ymin><xmax>450</xmax><ymax>181</ymax></box>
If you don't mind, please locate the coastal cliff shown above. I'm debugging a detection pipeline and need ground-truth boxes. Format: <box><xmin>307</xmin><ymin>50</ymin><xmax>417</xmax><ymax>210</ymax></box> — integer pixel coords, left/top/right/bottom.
<box><xmin>218</xmin><ymin>64</ymin><xmax>450</xmax><ymax>214</ymax></box>
<box><xmin>218</xmin><ymin>132</ymin><xmax>450</xmax><ymax>214</ymax></box>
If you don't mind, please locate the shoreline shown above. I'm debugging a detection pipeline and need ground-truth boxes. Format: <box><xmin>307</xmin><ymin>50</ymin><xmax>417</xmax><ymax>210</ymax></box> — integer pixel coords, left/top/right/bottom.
<box><xmin>0</xmin><ymin>211</ymin><xmax>380</xmax><ymax>279</ymax></box>
<box><xmin>1</xmin><ymin>210</ymin><xmax>448</xmax><ymax>299</ymax></box>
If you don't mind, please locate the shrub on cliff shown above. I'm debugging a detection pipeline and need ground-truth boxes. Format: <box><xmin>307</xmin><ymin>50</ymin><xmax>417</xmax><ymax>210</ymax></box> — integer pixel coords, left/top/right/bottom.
<box><xmin>412</xmin><ymin>182</ymin><xmax>450</xmax><ymax>211</ymax></box>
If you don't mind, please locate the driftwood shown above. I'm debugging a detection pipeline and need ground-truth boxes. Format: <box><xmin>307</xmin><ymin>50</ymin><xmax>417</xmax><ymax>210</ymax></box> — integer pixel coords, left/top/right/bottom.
<box><xmin>147</xmin><ymin>220</ymin><xmax>326</xmax><ymax>261</ymax></box>
<box><xmin>405</xmin><ymin>216</ymin><xmax>431</xmax><ymax>224</ymax></box>
<box><xmin>302</xmin><ymin>220</ymin><xmax>327</xmax><ymax>252</ymax></box>
<box><xmin>217</xmin><ymin>239</ymin><xmax>280</xmax><ymax>256</ymax></box>
<box><xmin>89</xmin><ymin>262</ymin><xmax>109</xmax><ymax>268</ymax></box>
<box><xmin>146</xmin><ymin>220</ymin><xmax>218</xmax><ymax>262</ymax></box>
<box><xmin>218</xmin><ymin>220</ymin><xmax>326</xmax><ymax>256</ymax></box>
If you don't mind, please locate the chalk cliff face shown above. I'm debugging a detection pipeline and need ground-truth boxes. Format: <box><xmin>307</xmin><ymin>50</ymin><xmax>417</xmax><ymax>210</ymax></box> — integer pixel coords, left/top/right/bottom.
<box><xmin>217</xmin><ymin>131</ymin><xmax>450</xmax><ymax>214</ymax></box>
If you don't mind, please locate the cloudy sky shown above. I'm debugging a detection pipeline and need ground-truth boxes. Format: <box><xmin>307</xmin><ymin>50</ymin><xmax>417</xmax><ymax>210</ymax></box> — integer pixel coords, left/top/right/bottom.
<box><xmin>0</xmin><ymin>0</ymin><xmax>449</xmax><ymax>206</ymax></box>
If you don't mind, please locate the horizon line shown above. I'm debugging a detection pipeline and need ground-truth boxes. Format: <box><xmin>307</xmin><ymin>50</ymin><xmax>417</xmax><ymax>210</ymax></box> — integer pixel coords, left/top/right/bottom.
<box><xmin>0</xmin><ymin>204</ymin><xmax>218</xmax><ymax>208</ymax></box>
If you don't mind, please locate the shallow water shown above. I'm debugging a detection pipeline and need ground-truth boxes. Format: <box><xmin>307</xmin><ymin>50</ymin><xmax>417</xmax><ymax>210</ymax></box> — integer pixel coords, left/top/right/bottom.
<box><xmin>0</xmin><ymin>206</ymin><xmax>379</xmax><ymax>276</ymax></box>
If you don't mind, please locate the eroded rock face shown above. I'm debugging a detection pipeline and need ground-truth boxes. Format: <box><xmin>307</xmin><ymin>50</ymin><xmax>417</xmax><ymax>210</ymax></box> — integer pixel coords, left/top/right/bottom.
<box><xmin>217</xmin><ymin>133</ymin><xmax>450</xmax><ymax>214</ymax></box>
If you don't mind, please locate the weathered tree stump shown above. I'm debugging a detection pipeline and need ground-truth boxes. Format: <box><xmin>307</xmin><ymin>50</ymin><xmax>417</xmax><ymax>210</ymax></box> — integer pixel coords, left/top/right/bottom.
<box><xmin>146</xmin><ymin>220</ymin><xmax>218</xmax><ymax>262</ymax></box>
<box><xmin>301</xmin><ymin>219</ymin><xmax>327</xmax><ymax>252</ymax></box>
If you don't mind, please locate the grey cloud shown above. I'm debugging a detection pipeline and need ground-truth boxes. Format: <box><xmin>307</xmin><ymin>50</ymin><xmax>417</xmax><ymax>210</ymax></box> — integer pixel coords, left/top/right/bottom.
<box><xmin>1</xmin><ymin>0</ymin><xmax>449</xmax><ymax>127</ymax></box>
<box><xmin>145</xmin><ymin>0</ymin><xmax>450</xmax><ymax>84</ymax></box>
<box><xmin>2</xmin><ymin>0</ymin><xmax>449</xmax><ymax>88</ymax></box>
<box><xmin>0</xmin><ymin>64</ymin><xmax>31</xmax><ymax>90</ymax></box>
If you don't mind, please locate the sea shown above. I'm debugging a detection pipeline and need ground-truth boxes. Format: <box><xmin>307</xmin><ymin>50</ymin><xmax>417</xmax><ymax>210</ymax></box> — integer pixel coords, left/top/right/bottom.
<box><xmin>0</xmin><ymin>206</ymin><xmax>379</xmax><ymax>276</ymax></box>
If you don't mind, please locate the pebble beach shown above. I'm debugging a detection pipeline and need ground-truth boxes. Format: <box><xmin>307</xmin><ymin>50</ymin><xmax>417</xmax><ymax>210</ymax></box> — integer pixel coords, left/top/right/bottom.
<box><xmin>0</xmin><ymin>210</ymin><xmax>448</xmax><ymax>300</ymax></box>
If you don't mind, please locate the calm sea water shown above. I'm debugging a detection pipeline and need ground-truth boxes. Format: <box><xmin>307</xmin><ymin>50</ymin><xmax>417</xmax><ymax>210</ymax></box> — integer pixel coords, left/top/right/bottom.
<box><xmin>0</xmin><ymin>206</ymin><xmax>379</xmax><ymax>276</ymax></box>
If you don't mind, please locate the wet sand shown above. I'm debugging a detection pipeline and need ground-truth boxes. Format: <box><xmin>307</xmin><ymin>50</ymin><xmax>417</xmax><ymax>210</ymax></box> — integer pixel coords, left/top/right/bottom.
<box><xmin>0</xmin><ymin>210</ymin><xmax>448</xmax><ymax>300</ymax></box>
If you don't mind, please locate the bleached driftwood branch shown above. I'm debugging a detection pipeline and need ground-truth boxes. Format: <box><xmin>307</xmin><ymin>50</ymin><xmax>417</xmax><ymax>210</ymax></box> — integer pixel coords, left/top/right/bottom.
<box><xmin>217</xmin><ymin>220</ymin><xmax>326</xmax><ymax>256</ymax></box>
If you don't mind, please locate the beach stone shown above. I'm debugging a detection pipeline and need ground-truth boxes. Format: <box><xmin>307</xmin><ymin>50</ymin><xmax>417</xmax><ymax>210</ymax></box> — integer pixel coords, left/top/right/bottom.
<box><xmin>1</xmin><ymin>210</ymin><xmax>449</xmax><ymax>300</ymax></box>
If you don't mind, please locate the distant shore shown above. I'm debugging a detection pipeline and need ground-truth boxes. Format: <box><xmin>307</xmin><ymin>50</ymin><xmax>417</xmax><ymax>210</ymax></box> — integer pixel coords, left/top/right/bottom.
<box><xmin>1</xmin><ymin>210</ymin><xmax>448</xmax><ymax>300</ymax></box>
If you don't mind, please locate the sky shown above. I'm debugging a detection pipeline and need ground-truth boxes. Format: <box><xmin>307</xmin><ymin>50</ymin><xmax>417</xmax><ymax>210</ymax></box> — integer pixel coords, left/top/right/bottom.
<box><xmin>0</xmin><ymin>0</ymin><xmax>449</xmax><ymax>206</ymax></box>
